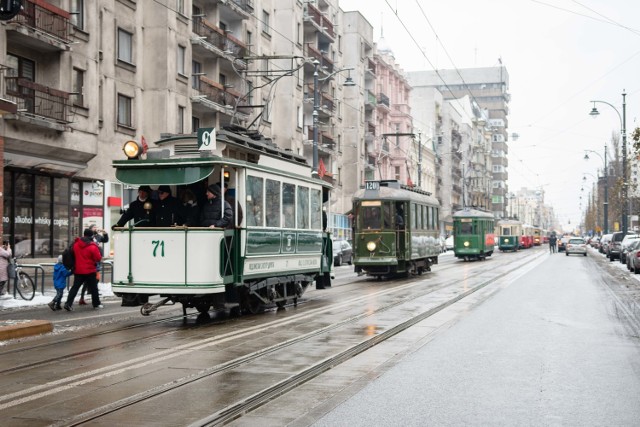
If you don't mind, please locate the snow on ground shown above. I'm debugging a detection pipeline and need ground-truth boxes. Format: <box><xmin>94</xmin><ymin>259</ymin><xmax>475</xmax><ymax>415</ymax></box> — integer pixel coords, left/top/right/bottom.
<box><xmin>0</xmin><ymin>282</ymin><xmax>115</xmax><ymax>310</ymax></box>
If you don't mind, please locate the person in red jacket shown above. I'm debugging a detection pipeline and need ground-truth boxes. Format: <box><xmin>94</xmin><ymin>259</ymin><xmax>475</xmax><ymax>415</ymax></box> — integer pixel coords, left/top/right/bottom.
<box><xmin>64</xmin><ymin>228</ymin><xmax>103</xmax><ymax>311</ymax></box>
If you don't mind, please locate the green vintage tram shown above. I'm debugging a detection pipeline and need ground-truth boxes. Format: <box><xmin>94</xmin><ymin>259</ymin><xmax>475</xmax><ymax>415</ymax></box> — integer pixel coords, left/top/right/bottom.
<box><xmin>111</xmin><ymin>128</ymin><xmax>333</xmax><ymax>316</ymax></box>
<box><xmin>496</xmin><ymin>219</ymin><xmax>522</xmax><ymax>252</ymax></box>
<box><xmin>352</xmin><ymin>180</ymin><xmax>441</xmax><ymax>277</ymax></box>
<box><xmin>452</xmin><ymin>208</ymin><xmax>496</xmax><ymax>261</ymax></box>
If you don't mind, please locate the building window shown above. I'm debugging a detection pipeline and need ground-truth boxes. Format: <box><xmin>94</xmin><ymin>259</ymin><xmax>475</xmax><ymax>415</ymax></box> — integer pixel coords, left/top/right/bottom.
<box><xmin>117</xmin><ymin>28</ymin><xmax>133</xmax><ymax>63</ymax></box>
<box><xmin>262</xmin><ymin>10</ymin><xmax>270</xmax><ymax>36</ymax></box>
<box><xmin>71</xmin><ymin>0</ymin><xmax>84</xmax><ymax>30</ymax></box>
<box><xmin>297</xmin><ymin>106</ymin><xmax>303</xmax><ymax>129</ymax></box>
<box><xmin>72</xmin><ymin>68</ymin><xmax>84</xmax><ymax>107</ymax></box>
<box><xmin>192</xmin><ymin>60</ymin><xmax>201</xmax><ymax>89</ymax></box>
<box><xmin>177</xmin><ymin>106</ymin><xmax>185</xmax><ymax>134</ymax></box>
<box><xmin>395</xmin><ymin>166</ymin><xmax>401</xmax><ymax>180</ymax></box>
<box><xmin>177</xmin><ymin>45</ymin><xmax>186</xmax><ymax>75</ymax></box>
<box><xmin>177</xmin><ymin>0</ymin><xmax>185</xmax><ymax>15</ymax></box>
<box><xmin>117</xmin><ymin>94</ymin><xmax>132</xmax><ymax>127</ymax></box>
<box><xmin>192</xmin><ymin>116</ymin><xmax>200</xmax><ymax>133</ymax></box>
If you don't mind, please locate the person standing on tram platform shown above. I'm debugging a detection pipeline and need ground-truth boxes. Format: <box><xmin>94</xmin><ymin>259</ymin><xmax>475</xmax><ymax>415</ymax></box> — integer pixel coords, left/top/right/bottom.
<box><xmin>155</xmin><ymin>185</ymin><xmax>184</xmax><ymax>227</ymax></box>
<box><xmin>112</xmin><ymin>185</ymin><xmax>156</xmax><ymax>229</ymax></box>
<box><xmin>200</xmin><ymin>184</ymin><xmax>232</xmax><ymax>228</ymax></box>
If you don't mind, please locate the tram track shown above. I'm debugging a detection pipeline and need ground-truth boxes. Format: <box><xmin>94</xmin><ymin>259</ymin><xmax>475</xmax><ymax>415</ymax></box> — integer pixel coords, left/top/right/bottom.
<box><xmin>35</xmin><ymin>249</ymin><xmax>547</xmax><ymax>426</ymax></box>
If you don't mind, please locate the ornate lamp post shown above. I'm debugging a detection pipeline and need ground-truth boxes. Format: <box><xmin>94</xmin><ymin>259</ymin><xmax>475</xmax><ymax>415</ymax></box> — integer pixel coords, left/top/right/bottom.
<box><xmin>584</xmin><ymin>145</ymin><xmax>608</xmax><ymax>234</ymax></box>
<box><xmin>589</xmin><ymin>91</ymin><xmax>627</xmax><ymax>233</ymax></box>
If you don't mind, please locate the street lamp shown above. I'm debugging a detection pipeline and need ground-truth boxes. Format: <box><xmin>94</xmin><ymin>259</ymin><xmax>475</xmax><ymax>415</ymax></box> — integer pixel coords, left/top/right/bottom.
<box><xmin>584</xmin><ymin>145</ymin><xmax>608</xmax><ymax>234</ymax></box>
<box><xmin>589</xmin><ymin>91</ymin><xmax>627</xmax><ymax>233</ymax></box>
<box><xmin>312</xmin><ymin>59</ymin><xmax>356</xmax><ymax>177</ymax></box>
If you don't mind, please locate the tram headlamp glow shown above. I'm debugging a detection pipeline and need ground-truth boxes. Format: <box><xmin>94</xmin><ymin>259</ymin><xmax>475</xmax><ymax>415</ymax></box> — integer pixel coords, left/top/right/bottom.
<box><xmin>464</xmin><ymin>241</ymin><xmax>470</xmax><ymax>247</ymax></box>
<box><xmin>366</xmin><ymin>241</ymin><xmax>377</xmax><ymax>252</ymax></box>
<box><xmin>123</xmin><ymin>140</ymin><xmax>143</xmax><ymax>159</ymax></box>
<box><xmin>504</xmin><ymin>238</ymin><xmax>510</xmax><ymax>243</ymax></box>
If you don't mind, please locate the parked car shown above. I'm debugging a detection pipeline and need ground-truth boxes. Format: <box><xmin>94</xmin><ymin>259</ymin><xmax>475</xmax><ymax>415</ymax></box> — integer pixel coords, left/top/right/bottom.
<box><xmin>589</xmin><ymin>235</ymin><xmax>601</xmax><ymax>249</ymax></box>
<box><xmin>599</xmin><ymin>233</ymin><xmax>613</xmax><ymax>255</ymax></box>
<box><xmin>625</xmin><ymin>240</ymin><xmax>640</xmax><ymax>271</ymax></box>
<box><xmin>619</xmin><ymin>235</ymin><xmax>640</xmax><ymax>263</ymax></box>
<box><xmin>333</xmin><ymin>240</ymin><xmax>353</xmax><ymax>266</ymax></box>
<box><xmin>608</xmin><ymin>232</ymin><xmax>637</xmax><ymax>261</ymax></box>
<box><xmin>445</xmin><ymin>235</ymin><xmax>454</xmax><ymax>250</ymax></box>
<box><xmin>565</xmin><ymin>237</ymin><xmax>587</xmax><ymax>256</ymax></box>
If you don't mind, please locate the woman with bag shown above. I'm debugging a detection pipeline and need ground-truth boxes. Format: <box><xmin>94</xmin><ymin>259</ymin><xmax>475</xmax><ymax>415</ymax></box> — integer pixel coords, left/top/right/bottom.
<box><xmin>0</xmin><ymin>241</ymin><xmax>12</xmax><ymax>295</ymax></box>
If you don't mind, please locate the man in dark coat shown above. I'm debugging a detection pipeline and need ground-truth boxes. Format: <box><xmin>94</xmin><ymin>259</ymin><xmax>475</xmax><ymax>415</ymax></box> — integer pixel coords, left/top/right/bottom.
<box><xmin>200</xmin><ymin>184</ymin><xmax>233</xmax><ymax>228</ymax></box>
<box><xmin>155</xmin><ymin>185</ymin><xmax>184</xmax><ymax>226</ymax></box>
<box><xmin>217</xmin><ymin>181</ymin><xmax>243</xmax><ymax>228</ymax></box>
<box><xmin>113</xmin><ymin>185</ymin><xmax>155</xmax><ymax>228</ymax></box>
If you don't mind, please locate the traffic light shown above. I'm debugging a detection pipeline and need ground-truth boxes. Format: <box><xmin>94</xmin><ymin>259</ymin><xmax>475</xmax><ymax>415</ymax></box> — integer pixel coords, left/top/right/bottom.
<box><xmin>0</xmin><ymin>0</ymin><xmax>22</xmax><ymax>21</ymax></box>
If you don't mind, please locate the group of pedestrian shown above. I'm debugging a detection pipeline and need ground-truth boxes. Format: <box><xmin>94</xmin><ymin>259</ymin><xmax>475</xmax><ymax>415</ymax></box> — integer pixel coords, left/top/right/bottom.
<box><xmin>49</xmin><ymin>226</ymin><xmax>104</xmax><ymax>312</ymax></box>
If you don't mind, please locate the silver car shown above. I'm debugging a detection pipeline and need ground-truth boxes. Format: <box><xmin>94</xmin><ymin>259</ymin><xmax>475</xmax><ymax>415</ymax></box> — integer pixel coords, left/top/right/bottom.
<box><xmin>566</xmin><ymin>238</ymin><xmax>587</xmax><ymax>256</ymax></box>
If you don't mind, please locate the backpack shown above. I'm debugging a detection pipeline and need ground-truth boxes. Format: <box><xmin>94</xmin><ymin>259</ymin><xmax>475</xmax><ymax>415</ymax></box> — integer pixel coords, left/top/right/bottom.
<box><xmin>61</xmin><ymin>243</ymin><xmax>75</xmax><ymax>271</ymax></box>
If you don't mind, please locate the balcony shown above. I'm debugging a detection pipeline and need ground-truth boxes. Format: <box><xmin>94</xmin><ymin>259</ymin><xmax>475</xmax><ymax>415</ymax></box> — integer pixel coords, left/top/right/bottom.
<box><xmin>306</xmin><ymin>129</ymin><xmax>336</xmax><ymax>153</ymax></box>
<box><xmin>191</xmin><ymin>76</ymin><xmax>249</xmax><ymax>117</ymax></box>
<box><xmin>305</xmin><ymin>45</ymin><xmax>334</xmax><ymax>74</ymax></box>
<box><xmin>377</xmin><ymin>92</ymin><xmax>390</xmax><ymax>110</ymax></box>
<box><xmin>365</xmin><ymin>90</ymin><xmax>377</xmax><ymax>110</ymax></box>
<box><xmin>192</xmin><ymin>18</ymin><xmax>247</xmax><ymax>67</ymax></box>
<box><xmin>217</xmin><ymin>0</ymin><xmax>253</xmax><ymax>22</ymax></box>
<box><xmin>5</xmin><ymin>0</ymin><xmax>72</xmax><ymax>51</ymax></box>
<box><xmin>4</xmin><ymin>77</ymin><xmax>71</xmax><ymax>128</ymax></box>
<box><xmin>304</xmin><ymin>2</ymin><xmax>335</xmax><ymax>42</ymax></box>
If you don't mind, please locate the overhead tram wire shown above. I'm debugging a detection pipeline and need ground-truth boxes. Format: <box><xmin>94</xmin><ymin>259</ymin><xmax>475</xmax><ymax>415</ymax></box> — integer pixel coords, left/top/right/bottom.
<box><xmin>384</xmin><ymin>0</ymin><xmax>480</xmax><ymax>125</ymax></box>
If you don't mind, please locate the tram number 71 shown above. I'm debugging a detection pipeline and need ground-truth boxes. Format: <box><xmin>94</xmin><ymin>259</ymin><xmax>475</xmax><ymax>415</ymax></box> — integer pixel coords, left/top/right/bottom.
<box><xmin>152</xmin><ymin>240</ymin><xmax>165</xmax><ymax>257</ymax></box>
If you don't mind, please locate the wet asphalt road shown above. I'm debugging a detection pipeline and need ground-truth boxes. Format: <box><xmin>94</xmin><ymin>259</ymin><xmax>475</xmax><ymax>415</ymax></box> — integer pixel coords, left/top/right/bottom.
<box><xmin>309</xmin><ymin>248</ymin><xmax>640</xmax><ymax>426</ymax></box>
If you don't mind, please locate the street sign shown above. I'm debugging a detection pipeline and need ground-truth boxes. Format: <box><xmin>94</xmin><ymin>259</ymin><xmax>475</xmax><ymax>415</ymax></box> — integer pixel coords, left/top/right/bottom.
<box><xmin>197</xmin><ymin>127</ymin><xmax>216</xmax><ymax>151</ymax></box>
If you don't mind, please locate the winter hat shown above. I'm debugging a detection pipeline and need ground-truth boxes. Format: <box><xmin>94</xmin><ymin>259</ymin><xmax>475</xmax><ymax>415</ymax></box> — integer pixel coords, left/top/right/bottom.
<box><xmin>83</xmin><ymin>228</ymin><xmax>94</xmax><ymax>237</ymax></box>
<box><xmin>138</xmin><ymin>185</ymin><xmax>153</xmax><ymax>194</ymax></box>
<box><xmin>57</xmin><ymin>255</ymin><xmax>63</xmax><ymax>263</ymax></box>
<box><xmin>158</xmin><ymin>185</ymin><xmax>171</xmax><ymax>194</ymax></box>
<box><xmin>207</xmin><ymin>184</ymin><xmax>221</xmax><ymax>197</ymax></box>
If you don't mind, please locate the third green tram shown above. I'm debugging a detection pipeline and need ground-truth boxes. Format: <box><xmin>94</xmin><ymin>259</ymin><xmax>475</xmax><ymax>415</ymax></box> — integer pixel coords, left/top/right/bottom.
<box><xmin>352</xmin><ymin>180</ymin><xmax>442</xmax><ymax>277</ymax></box>
<box><xmin>452</xmin><ymin>208</ymin><xmax>496</xmax><ymax>261</ymax></box>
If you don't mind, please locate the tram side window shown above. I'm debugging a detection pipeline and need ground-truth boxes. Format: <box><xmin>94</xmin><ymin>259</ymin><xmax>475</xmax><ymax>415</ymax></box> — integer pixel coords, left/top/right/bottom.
<box><xmin>310</xmin><ymin>188</ymin><xmax>322</xmax><ymax>229</ymax></box>
<box><xmin>283</xmin><ymin>183</ymin><xmax>296</xmax><ymax>229</ymax></box>
<box><xmin>460</xmin><ymin>222</ymin><xmax>473</xmax><ymax>234</ymax></box>
<box><xmin>265</xmin><ymin>179</ymin><xmax>281</xmax><ymax>228</ymax></box>
<box><xmin>502</xmin><ymin>227</ymin><xmax>510</xmax><ymax>235</ymax></box>
<box><xmin>246</xmin><ymin>176</ymin><xmax>264</xmax><ymax>227</ymax></box>
<box><xmin>410</xmin><ymin>204</ymin><xmax>416</xmax><ymax>230</ymax></box>
<box><xmin>297</xmin><ymin>186</ymin><xmax>309</xmax><ymax>229</ymax></box>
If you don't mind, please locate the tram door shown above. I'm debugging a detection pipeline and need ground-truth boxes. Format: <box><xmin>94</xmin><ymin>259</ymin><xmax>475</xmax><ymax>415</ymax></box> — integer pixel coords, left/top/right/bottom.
<box><xmin>395</xmin><ymin>202</ymin><xmax>406</xmax><ymax>260</ymax></box>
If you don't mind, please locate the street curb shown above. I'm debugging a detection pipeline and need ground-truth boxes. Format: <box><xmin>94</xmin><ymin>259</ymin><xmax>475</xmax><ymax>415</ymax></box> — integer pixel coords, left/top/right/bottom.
<box><xmin>0</xmin><ymin>320</ymin><xmax>53</xmax><ymax>341</ymax></box>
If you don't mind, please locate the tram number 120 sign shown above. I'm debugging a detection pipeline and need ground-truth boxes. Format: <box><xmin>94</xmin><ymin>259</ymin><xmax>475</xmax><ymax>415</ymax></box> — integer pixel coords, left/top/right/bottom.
<box><xmin>365</xmin><ymin>181</ymin><xmax>380</xmax><ymax>191</ymax></box>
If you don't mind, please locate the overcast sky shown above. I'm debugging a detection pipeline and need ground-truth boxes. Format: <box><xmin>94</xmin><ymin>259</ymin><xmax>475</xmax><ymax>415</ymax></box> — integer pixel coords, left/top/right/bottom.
<box><xmin>339</xmin><ymin>0</ymin><xmax>640</xmax><ymax>231</ymax></box>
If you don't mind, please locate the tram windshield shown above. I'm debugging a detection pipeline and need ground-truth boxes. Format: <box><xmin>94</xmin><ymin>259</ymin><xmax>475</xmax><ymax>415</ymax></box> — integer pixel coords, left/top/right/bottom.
<box><xmin>360</xmin><ymin>201</ymin><xmax>392</xmax><ymax>230</ymax></box>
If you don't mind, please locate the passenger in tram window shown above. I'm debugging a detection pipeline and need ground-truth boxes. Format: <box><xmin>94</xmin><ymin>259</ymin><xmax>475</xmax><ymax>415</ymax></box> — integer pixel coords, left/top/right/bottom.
<box><xmin>217</xmin><ymin>182</ymin><xmax>243</xmax><ymax>228</ymax></box>
<box><xmin>200</xmin><ymin>184</ymin><xmax>232</xmax><ymax>228</ymax></box>
<box><xmin>113</xmin><ymin>185</ymin><xmax>156</xmax><ymax>229</ymax></box>
<box><xmin>155</xmin><ymin>185</ymin><xmax>184</xmax><ymax>227</ymax></box>
<box><xmin>180</xmin><ymin>189</ymin><xmax>200</xmax><ymax>227</ymax></box>
<box><xmin>395</xmin><ymin>203</ymin><xmax>405</xmax><ymax>230</ymax></box>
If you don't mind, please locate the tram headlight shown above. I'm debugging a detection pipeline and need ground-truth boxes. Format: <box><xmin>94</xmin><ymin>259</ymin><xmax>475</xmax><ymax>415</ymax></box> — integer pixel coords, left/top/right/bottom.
<box><xmin>504</xmin><ymin>238</ymin><xmax>509</xmax><ymax>243</ymax></box>
<box><xmin>464</xmin><ymin>241</ymin><xmax>470</xmax><ymax>247</ymax></box>
<box><xmin>123</xmin><ymin>140</ymin><xmax>143</xmax><ymax>159</ymax></box>
<box><xmin>366</xmin><ymin>241</ymin><xmax>377</xmax><ymax>252</ymax></box>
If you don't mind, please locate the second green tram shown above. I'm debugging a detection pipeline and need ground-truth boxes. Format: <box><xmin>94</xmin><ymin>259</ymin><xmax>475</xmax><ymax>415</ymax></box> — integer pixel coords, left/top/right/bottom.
<box><xmin>452</xmin><ymin>208</ymin><xmax>496</xmax><ymax>261</ymax></box>
<box><xmin>352</xmin><ymin>180</ymin><xmax>442</xmax><ymax>277</ymax></box>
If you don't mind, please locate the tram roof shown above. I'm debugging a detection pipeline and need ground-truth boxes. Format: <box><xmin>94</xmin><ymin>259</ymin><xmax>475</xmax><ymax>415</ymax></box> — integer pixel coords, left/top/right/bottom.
<box><xmin>113</xmin><ymin>129</ymin><xmax>331</xmax><ymax>188</ymax></box>
<box><xmin>352</xmin><ymin>184</ymin><xmax>439</xmax><ymax>205</ymax></box>
<box><xmin>452</xmin><ymin>208</ymin><xmax>495</xmax><ymax>219</ymax></box>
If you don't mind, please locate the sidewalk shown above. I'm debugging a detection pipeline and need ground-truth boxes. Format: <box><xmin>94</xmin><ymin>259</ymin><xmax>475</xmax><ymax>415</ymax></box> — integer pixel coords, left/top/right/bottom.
<box><xmin>0</xmin><ymin>282</ymin><xmax>115</xmax><ymax>341</ymax></box>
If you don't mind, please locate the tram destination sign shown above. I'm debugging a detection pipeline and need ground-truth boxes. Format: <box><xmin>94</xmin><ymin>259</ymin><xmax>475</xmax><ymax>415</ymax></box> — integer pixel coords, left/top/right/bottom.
<box><xmin>197</xmin><ymin>127</ymin><xmax>216</xmax><ymax>151</ymax></box>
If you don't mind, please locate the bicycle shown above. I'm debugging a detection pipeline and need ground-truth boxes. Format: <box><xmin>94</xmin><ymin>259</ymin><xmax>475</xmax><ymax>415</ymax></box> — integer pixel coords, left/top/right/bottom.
<box><xmin>11</xmin><ymin>255</ymin><xmax>36</xmax><ymax>300</ymax></box>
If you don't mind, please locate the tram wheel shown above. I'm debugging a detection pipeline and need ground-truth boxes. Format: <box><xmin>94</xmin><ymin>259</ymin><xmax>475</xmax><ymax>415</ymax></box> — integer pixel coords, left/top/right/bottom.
<box><xmin>246</xmin><ymin>295</ymin><xmax>262</xmax><ymax>315</ymax></box>
<box><xmin>276</xmin><ymin>300</ymin><xmax>287</xmax><ymax>309</ymax></box>
<box><xmin>196</xmin><ymin>303</ymin><xmax>211</xmax><ymax>314</ymax></box>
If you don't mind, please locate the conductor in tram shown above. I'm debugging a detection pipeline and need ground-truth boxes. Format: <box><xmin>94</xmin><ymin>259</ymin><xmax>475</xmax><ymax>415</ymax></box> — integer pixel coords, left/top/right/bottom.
<box><xmin>112</xmin><ymin>185</ymin><xmax>156</xmax><ymax>229</ymax></box>
<box><xmin>200</xmin><ymin>184</ymin><xmax>233</xmax><ymax>228</ymax></box>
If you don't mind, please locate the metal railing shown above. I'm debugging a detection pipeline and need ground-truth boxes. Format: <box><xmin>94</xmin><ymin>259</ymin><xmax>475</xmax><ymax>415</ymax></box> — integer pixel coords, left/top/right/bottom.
<box><xmin>11</xmin><ymin>0</ymin><xmax>72</xmax><ymax>43</ymax></box>
<box><xmin>4</xmin><ymin>77</ymin><xmax>71</xmax><ymax>122</ymax></box>
<box><xmin>192</xmin><ymin>18</ymin><xmax>247</xmax><ymax>57</ymax></box>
